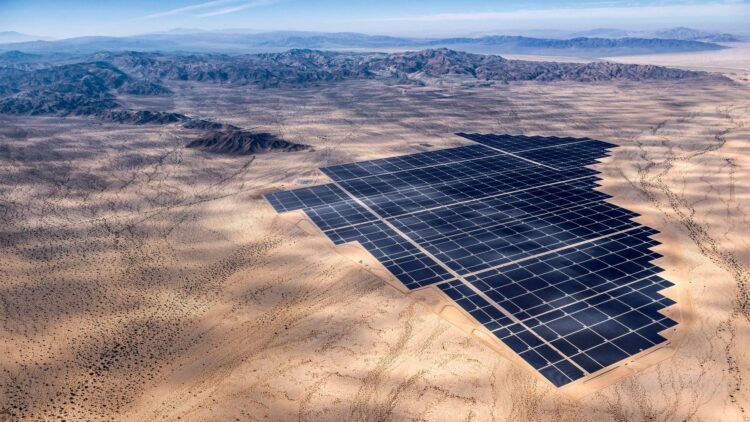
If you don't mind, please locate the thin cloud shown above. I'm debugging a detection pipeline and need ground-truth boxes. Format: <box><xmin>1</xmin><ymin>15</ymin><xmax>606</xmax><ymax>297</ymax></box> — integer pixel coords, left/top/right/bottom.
<box><xmin>197</xmin><ymin>0</ymin><xmax>277</xmax><ymax>17</ymax></box>
<box><xmin>143</xmin><ymin>0</ymin><xmax>236</xmax><ymax>19</ymax></box>
<box><xmin>363</xmin><ymin>3</ymin><xmax>750</xmax><ymax>22</ymax></box>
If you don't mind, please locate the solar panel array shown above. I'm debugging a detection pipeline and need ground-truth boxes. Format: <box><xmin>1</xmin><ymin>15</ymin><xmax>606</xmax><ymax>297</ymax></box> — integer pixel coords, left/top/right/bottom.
<box><xmin>265</xmin><ymin>133</ymin><xmax>677</xmax><ymax>387</ymax></box>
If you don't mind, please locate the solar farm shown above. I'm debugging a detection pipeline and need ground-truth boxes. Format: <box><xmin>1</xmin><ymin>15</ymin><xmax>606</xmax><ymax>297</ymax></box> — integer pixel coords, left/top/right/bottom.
<box><xmin>265</xmin><ymin>134</ymin><xmax>679</xmax><ymax>391</ymax></box>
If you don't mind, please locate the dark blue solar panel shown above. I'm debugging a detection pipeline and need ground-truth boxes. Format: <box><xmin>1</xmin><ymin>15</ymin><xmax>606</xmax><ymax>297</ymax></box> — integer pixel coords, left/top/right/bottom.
<box><xmin>434</xmin><ymin>227</ymin><xmax>675</xmax><ymax>384</ymax></box>
<box><xmin>459</xmin><ymin>227</ymin><xmax>676</xmax><ymax>375</ymax></box>
<box><xmin>439</xmin><ymin>280</ymin><xmax>583</xmax><ymax>387</ymax></box>
<box><xmin>266</xmin><ymin>134</ymin><xmax>677</xmax><ymax>388</ymax></box>
<box><xmin>305</xmin><ymin>200</ymin><xmax>378</xmax><ymax>231</ymax></box>
<box><xmin>390</xmin><ymin>177</ymin><xmax>606</xmax><ymax>244</ymax></box>
<box><xmin>337</xmin><ymin>153</ymin><xmax>532</xmax><ymax>199</ymax></box>
<box><xmin>465</xmin><ymin>228</ymin><xmax>661</xmax><ymax>320</ymax></box>
<box><xmin>265</xmin><ymin>183</ymin><xmax>351</xmax><ymax>212</ymax></box>
<box><xmin>326</xmin><ymin>221</ymin><xmax>453</xmax><ymax>289</ymax></box>
<box><xmin>264</xmin><ymin>183</ymin><xmax>379</xmax><ymax>231</ymax></box>
<box><xmin>417</xmin><ymin>201</ymin><xmax>640</xmax><ymax>274</ymax></box>
<box><xmin>322</xmin><ymin>144</ymin><xmax>501</xmax><ymax>181</ymax></box>
<box><xmin>357</xmin><ymin>166</ymin><xmax>598</xmax><ymax>218</ymax></box>
<box><xmin>534</xmin><ymin>274</ymin><xmax>674</xmax><ymax>373</ymax></box>
<box><xmin>439</xmin><ymin>280</ymin><xmax>515</xmax><ymax>334</ymax></box>
<box><xmin>517</xmin><ymin>140</ymin><xmax>613</xmax><ymax>170</ymax></box>
<box><xmin>456</xmin><ymin>133</ymin><xmax>615</xmax><ymax>154</ymax></box>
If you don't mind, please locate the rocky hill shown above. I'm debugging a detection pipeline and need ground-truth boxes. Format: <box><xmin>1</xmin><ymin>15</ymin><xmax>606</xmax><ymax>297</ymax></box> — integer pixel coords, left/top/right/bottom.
<box><xmin>0</xmin><ymin>61</ymin><xmax>168</xmax><ymax>95</ymax></box>
<box><xmin>96</xmin><ymin>50</ymin><xmax>368</xmax><ymax>88</ymax></box>
<box><xmin>0</xmin><ymin>61</ymin><xmax>169</xmax><ymax>115</ymax></box>
<box><xmin>95</xmin><ymin>109</ymin><xmax>239</xmax><ymax>130</ymax></box>
<box><xmin>186</xmin><ymin>130</ymin><xmax>312</xmax><ymax>155</ymax></box>
<box><xmin>0</xmin><ymin>90</ymin><xmax>118</xmax><ymax>115</ymax></box>
<box><xmin>0</xmin><ymin>50</ymin><xmax>43</xmax><ymax>64</ymax></box>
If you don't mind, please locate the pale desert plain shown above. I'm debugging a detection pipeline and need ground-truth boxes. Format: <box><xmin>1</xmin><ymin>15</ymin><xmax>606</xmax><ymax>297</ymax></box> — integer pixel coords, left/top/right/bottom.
<box><xmin>1</xmin><ymin>45</ymin><xmax>750</xmax><ymax>421</ymax></box>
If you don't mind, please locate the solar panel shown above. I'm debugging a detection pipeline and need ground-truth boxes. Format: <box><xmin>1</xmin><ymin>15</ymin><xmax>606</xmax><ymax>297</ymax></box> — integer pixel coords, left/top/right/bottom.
<box><xmin>336</xmin><ymin>153</ymin><xmax>532</xmax><ymax>199</ymax></box>
<box><xmin>517</xmin><ymin>140</ymin><xmax>613</xmax><ymax>169</ymax></box>
<box><xmin>265</xmin><ymin>183</ymin><xmax>351</xmax><ymax>213</ymax></box>
<box><xmin>322</xmin><ymin>144</ymin><xmax>501</xmax><ymax>181</ymax></box>
<box><xmin>544</xmin><ymin>275</ymin><xmax>675</xmax><ymax>373</ymax></box>
<box><xmin>439</xmin><ymin>279</ymin><xmax>515</xmax><ymax>332</ymax></box>
<box><xmin>451</xmin><ymin>227</ymin><xmax>675</xmax><ymax>381</ymax></box>
<box><xmin>326</xmin><ymin>221</ymin><xmax>454</xmax><ymax>289</ymax></box>
<box><xmin>265</xmin><ymin>133</ymin><xmax>677</xmax><ymax>388</ymax></box>
<box><xmin>389</xmin><ymin>177</ymin><xmax>607</xmax><ymax>244</ymax></box>
<box><xmin>414</xmin><ymin>201</ymin><xmax>640</xmax><ymax>275</ymax></box>
<box><xmin>305</xmin><ymin>199</ymin><xmax>378</xmax><ymax>231</ymax></box>
<box><xmin>355</xmin><ymin>166</ymin><xmax>598</xmax><ymax>219</ymax></box>
<box><xmin>465</xmin><ymin>227</ymin><xmax>664</xmax><ymax>318</ymax></box>
<box><xmin>264</xmin><ymin>183</ymin><xmax>379</xmax><ymax>231</ymax></box>
<box><xmin>456</xmin><ymin>133</ymin><xmax>616</xmax><ymax>154</ymax></box>
<box><xmin>438</xmin><ymin>280</ymin><xmax>585</xmax><ymax>386</ymax></box>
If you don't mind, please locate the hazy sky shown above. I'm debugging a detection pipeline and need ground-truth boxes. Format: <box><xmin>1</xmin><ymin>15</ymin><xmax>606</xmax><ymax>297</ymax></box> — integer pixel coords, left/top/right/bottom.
<box><xmin>1</xmin><ymin>0</ymin><xmax>749</xmax><ymax>39</ymax></box>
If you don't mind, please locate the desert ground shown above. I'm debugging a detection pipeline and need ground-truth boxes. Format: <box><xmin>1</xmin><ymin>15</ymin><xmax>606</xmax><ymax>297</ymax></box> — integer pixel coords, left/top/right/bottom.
<box><xmin>1</xmin><ymin>54</ymin><xmax>750</xmax><ymax>421</ymax></box>
<box><xmin>606</xmin><ymin>41</ymin><xmax>750</xmax><ymax>76</ymax></box>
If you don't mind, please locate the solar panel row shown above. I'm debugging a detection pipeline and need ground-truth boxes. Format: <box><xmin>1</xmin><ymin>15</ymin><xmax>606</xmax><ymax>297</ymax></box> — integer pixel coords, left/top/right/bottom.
<box><xmin>527</xmin><ymin>274</ymin><xmax>676</xmax><ymax>375</ymax></box>
<box><xmin>265</xmin><ymin>133</ymin><xmax>677</xmax><ymax>388</ymax></box>
<box><xmin>457</xmin><ymin>133</ymin><xmax>616</xmax><ymax>154</ymax></box>
<box><xmin>265</xmin><ymin>183</ymin><xmax>351</xmax><ymax>213</ymax></box>
<box><xmin>439</xmin><ymin>280</ymin><xmax>585</xmax><ymax>386</ymax></box>
<box><xmin>456</xmin><ymin>134</ymin><xmax>615</xmax><ymax>171</ymax></box>
<box><xmin>517</xmin><ymin>140</ymin><xmax>613</xmax><ymax>170</ymax></box>
<box><xmin>389</xmin><ymin>177</ymin><xmax>607</xmax><ymax>244</ymax></box>
<box><xmin>305</xmin><ymin>199</ymin><xmax>378</xmax><ymax>231</ymax></box>
<box><xmin>352</xmin><ymin>166</ymin><xmax>599</xmax><ymax>218</ymax></box>
<box><xmin>336</xmin><ymin>153</ymin><xmax>532</xmax><ymax>198</ymax></box>
<box><xmin>408</xmin><ymin>201</ymin><xmax>640</xmax><ymax>275</ymax></box>
<box><xmin>459</xmin><ymin>227</ymin><xmax>676</xmax><ymax>376</ymax></box>
<box><xmin>327</xmin><ymin>221</ymin><xmax>454</xmax><ymax>289</ymax></box>
<box><xmin>322</xmin><ymin>144</ymin><xmax>501</xmax><ymax>181</ymax></box>
<box><xmin>267</xmin><ymin>183</ymin><xmax>453</xmax><ymax>289</ymax></box>
<box><xmin>465</xmin><ymin>227</ymin><xmax>663</xmax><ymax>322</ymax></box>
<box><xmin>441</xmin><ymin>251</ymin><xmax>674</xmax><ymax>385</ymax></box>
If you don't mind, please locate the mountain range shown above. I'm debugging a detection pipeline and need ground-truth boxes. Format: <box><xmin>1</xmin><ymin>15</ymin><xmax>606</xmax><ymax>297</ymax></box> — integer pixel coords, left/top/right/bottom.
<box><xmin>0</xmin><ymin>29</ymin><xmax>734</xmax><ymax>57</ymax></box>
<box><xmin>0</xmin><ymin>31</ymin><xmax>51</xmax><ymax>44</ymax></box>
<box><xmin>569</xmin><ymin>27</ymin><xmax>741</xmax><ymax>43</ymax></box>
<box><xmin>0</xmin><ymin>48</ymin><xmax>726</xmax><ymax>119</ymax></box>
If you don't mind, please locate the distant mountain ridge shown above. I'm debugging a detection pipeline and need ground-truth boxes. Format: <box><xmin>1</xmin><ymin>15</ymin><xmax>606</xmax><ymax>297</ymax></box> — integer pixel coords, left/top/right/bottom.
<box><xmin>570</xmin><ymin>27</ymin><xmax>740</xmax><ymax>43</ymax></box>
<box><xmin>653</xmin><ymin>27</ymin><xmax>739</xmax><ymax>43</ymax></box>
<box><xmin>0</xmin><ymin>31</ymin><xmax>50</xmax><ymax>44</ymax></box>
<box><xmin>423</xmin><ymin>35</ymin><xmax>724</xmax><ymax>56</ymax></box>
<box><xmin>0</xmin><ymin>30</ymin><xmax>730</xmax><ymax>57</ymax></box>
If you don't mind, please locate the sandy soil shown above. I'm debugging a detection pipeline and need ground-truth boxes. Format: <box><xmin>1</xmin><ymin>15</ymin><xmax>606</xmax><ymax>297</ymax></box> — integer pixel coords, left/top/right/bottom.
<box><xmin>1</xmin><ymin>55</ymin><xmax>749</xmax><ymax>420</ymax></box>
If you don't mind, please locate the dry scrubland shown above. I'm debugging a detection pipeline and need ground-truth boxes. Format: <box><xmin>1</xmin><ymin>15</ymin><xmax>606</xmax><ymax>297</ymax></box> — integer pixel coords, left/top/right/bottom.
<box><xmin>1</xmin><ymin>59</ymin><xmax>750</xmax><ymax>420</ymax></box>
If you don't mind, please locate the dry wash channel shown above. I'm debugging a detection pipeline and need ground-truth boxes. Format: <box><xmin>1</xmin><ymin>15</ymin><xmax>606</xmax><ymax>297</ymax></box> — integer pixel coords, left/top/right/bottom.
<box><xmin>264</xmin><ymin>133</ymin><xmax>681</xmax><ymax>396</ymax></box>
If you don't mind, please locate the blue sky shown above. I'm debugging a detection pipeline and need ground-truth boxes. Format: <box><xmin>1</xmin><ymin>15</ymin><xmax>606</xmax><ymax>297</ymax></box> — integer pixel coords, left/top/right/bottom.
<box><xmin>1</xmin><ymin>0</ymin><xmax>749</xmax><ymax>38</ymax></box>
